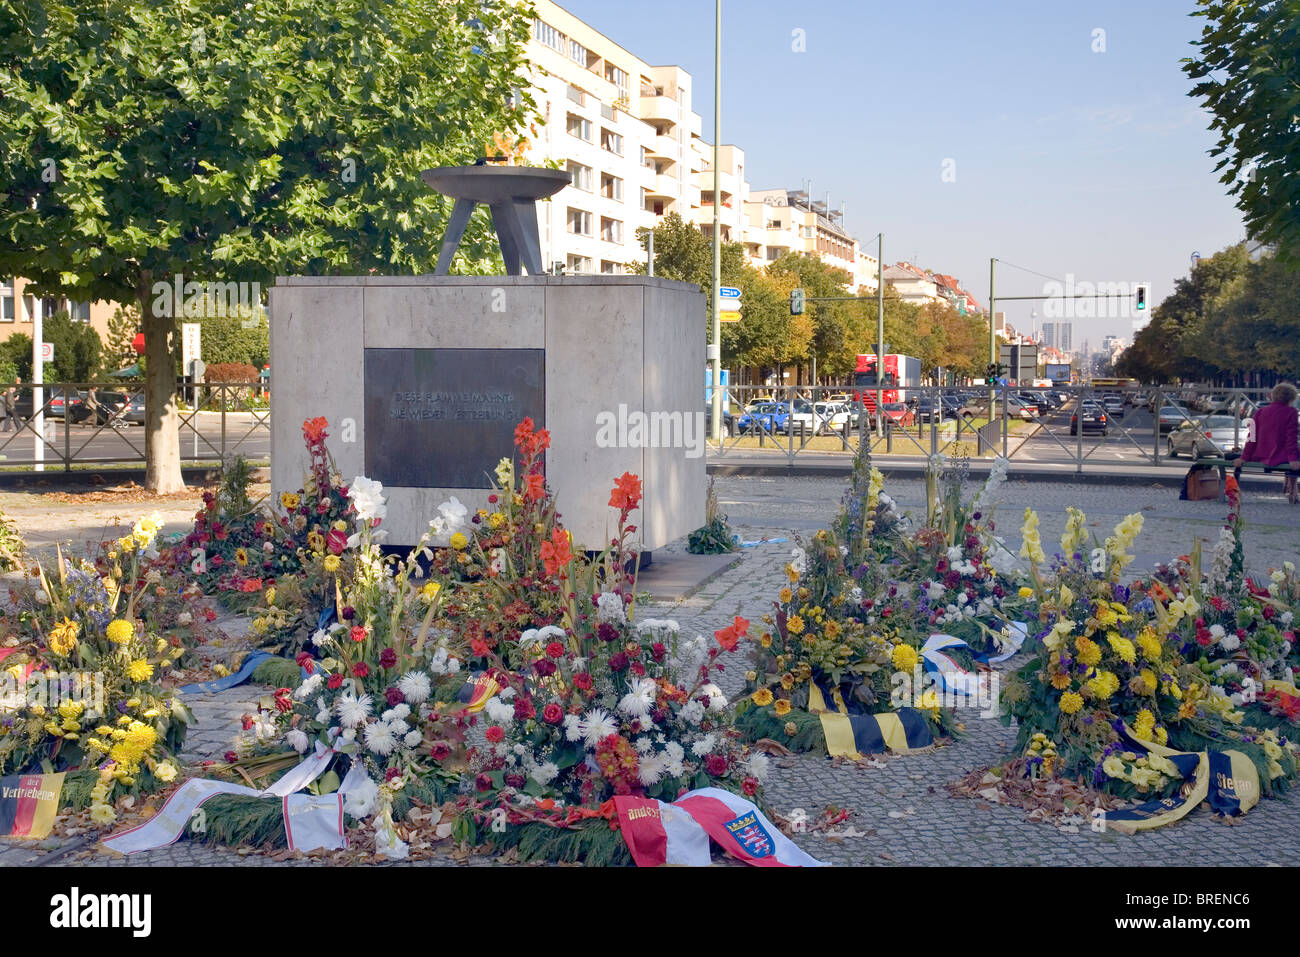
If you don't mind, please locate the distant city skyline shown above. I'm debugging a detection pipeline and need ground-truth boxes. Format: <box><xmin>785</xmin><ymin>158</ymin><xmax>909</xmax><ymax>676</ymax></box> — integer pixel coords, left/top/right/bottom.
<box><xmin>555</xmin><ymin>0</ymin><xmax>1248</xmax><ymax>343</ymax></box>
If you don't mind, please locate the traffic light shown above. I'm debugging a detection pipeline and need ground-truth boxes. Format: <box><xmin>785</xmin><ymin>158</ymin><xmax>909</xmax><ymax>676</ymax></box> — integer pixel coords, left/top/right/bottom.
<box><xmin>1135</xmin><ymin>283</ymin><xmax>1148</xmax><ymax>311</ymax></box>
<box><xmin>790</xmin><ymin>288</ymin><xmax>805</xmax><ymax>316</ymax></box>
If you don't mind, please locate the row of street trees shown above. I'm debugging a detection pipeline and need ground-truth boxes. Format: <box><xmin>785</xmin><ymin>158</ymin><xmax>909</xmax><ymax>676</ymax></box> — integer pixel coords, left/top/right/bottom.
<box><xmin>1118</xmin><ymin>244</ymin><xmax>1300</xmax><ymax>385</ymax></box>
<box><xmin>632</xmin><ymin>214</ymin><xmax>991</xmax><ymax>385</ymax></box>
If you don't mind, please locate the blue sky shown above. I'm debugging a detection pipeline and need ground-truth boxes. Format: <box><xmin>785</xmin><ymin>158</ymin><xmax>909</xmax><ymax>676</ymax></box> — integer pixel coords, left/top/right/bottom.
<box><xmin>556</xmin><ymin>0</ymin><xmax>1247</xmax><ymax>349</ymax></box>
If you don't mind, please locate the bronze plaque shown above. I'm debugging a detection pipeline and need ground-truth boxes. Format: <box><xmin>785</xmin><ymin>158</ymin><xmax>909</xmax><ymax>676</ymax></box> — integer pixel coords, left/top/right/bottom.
<box><xmin>363</xmin><ymin>348</ymin><xmax>545</xmax><ymax>488</ymax></box>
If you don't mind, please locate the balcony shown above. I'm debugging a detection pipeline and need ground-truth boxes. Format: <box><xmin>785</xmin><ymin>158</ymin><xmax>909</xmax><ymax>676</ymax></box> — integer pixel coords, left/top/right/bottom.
<box><xmin>646</xmin><ymin>173</ymin><xmax>680</xmax><ymax>200</ymax></box>
<box><xmin>698</xmin><ymin>168</ymin><xmax>735</xmax><ymax>202</ymax></box>
<box><xmin>646</xmin><ymin>133</ymin><xmax>680</xmax><ymax>161</ymax></box>
<box><xmin>639</xmin><ymin>96</ymin><xmax>679</xmax><ymax>126</ymax></box>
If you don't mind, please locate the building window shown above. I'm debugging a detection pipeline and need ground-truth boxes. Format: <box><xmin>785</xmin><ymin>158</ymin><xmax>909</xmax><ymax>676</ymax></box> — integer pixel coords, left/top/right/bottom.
<box><xmin>600</xmin><ymin>217</ymin><xmax>623</xmax><ymax>244</ymax></box>
<box><xmin>605</xmin><ymin>64</ymin><xmax>628</xmax><ymax>96</ymax></box>
<box><xmin>600</xmin><ymin>173</ymin><xmax>623</xmax><ymax>202</ymax></box>
<box><xmin>600</xmin><ymin>129</ymin><xmax>623</xmax><ymax>156</ymax></box>
<box><xmin>567</xmin><ymin>161</ymin><xmax>592</xmax><ymax>192</ymax></box>
<box><xmin>533</xmin><ymin>19</ymin><xmax>564</xmax><ymax>53</ymax></box>
<box><xmin>569</xmin><ymin>39</ymin><xmax>588</xmax><ymax>65</ymax></box>
<box><xmin>566</xmin><ymin>254</ymin><xmax>592</xmax><ymax>274</ymax></box>
<box><xmin>71</xmin><ymin>301</ymin><xmax>90</xmax><ymax>322</ymax></box>
<box><xmin>0</xmin><ymin>279</ymin><xmax>11</xmax><ymax>323</ymax></box>
<box><xmin>21</xmin><ymin>296</ymin><xmax>34</xmax><ymax>321</ymax></box>
<box><xmin>566</xmin><ymin>84</ymin><xmax>585</xmax><ymax>107</ymax></box>
<box><xmin>600</xmin><ymin>260</ymin><xmax>624</xmax><ymax>275</ymax></box>
<box><xmin>566</xmin><ymin>113</ymin><xmax>591</xmax><ymax>142</ymax></box>
<box><xmin>566</xmin><ymin>208</ymin><xmax>592</xmax><ymax>236</ymax></box>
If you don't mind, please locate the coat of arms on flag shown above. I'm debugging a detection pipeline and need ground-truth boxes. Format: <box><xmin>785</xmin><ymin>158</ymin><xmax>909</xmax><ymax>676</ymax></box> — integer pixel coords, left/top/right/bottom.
<box><xmin>724</xmin><ymin>810</ymin><xmax>774</xmax><ymax>858</ymax></box>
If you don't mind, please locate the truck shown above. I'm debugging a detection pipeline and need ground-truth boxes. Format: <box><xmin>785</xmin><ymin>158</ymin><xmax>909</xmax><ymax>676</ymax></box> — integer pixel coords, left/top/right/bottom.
<box><xmin>853</xmin><ymin>353</ymin><xmax>921</xmax><ymax>413</ymax></box>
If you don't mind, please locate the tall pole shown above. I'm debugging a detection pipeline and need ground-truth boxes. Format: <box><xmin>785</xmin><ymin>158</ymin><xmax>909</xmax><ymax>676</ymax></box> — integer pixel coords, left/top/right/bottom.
<box><xmin>876</xmin><ymin>232</ymin><xmax>884</xmax><ymax>436</ymax></box>
<box><xmin>31</xmin><ymin>293</ymin><xmax>43</xmax><ymax>472</ymax></box>
<box><xmin>709</xmin><ymin>0</ymin><xmax>722</xmax><ymax>442</ymax></box>
<box><xmin>988</xmin><ymin>257</ymin><xmax>997</xmax><ymax>416</ymax></box>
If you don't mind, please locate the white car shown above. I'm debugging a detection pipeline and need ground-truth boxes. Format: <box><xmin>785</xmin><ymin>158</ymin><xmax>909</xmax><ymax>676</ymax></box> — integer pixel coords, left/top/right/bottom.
<box><xmin>812</xmin><ymin>401</ymin><xmax>852</xmax><ymax>433</ymax></box>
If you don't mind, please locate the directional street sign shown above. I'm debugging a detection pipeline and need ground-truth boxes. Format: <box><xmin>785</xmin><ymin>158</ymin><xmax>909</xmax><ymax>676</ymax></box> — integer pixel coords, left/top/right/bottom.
<box><xmin>719</xmin><ymin>286</ymin><xmax>741</xmax><ymax>299</ymax></box>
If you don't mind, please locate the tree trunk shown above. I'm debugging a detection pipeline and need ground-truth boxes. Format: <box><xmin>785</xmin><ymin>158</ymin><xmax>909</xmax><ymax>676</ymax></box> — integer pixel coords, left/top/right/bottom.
<box><xmin>138</xmin><ymin>272</ymin><xmax>185</xmax><ymax>494</ymax></box>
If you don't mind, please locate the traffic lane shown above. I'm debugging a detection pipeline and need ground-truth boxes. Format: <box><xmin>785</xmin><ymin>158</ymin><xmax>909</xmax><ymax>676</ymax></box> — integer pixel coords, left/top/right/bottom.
<box><xmin>0</xmin><ymin>420</ymin><xmax>270</xmax><ymax>463</ymax></box>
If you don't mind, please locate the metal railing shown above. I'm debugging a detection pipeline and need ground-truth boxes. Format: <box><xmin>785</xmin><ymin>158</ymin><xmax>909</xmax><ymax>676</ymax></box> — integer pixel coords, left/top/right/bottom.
<box><xmin>0</xmin><ymin>380</ymin><xmax>270</xmax><ymax>470</ymax></box>
<box><xmin>706</xmin><ymin>383</ymin><xmax>1276</xmax><ymax>472</ymax></box>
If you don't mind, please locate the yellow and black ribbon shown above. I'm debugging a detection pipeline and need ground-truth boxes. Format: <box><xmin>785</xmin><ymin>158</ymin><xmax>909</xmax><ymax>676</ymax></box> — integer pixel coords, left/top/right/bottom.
<box><xmin>807</xmin><ymin>676</ymin><xmax>933</xmax><ymax>759</ymax></box>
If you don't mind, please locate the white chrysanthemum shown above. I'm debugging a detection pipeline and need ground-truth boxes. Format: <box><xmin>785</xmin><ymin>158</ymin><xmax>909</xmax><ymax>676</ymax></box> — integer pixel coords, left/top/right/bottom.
<box><xmin>294</xmin><ymin>673</ymin><xmax>324</xmax><ymax>700</ymax></box>
<box><xmin>315</xmin><ymin>700</ymin><xmax>331</xmax><ymax>724</ymax></box>
<box><xmin>398</xmin><ymin>671</ymin><xmax>432</xmax><ymax>704</ymax></box>
<box><xmin>335</xmin><ymin>693</ymin><xmax>373</xmax><ymax>729</ymax></box>
<box><xmin>364</xmin><ymin>721</ymin><xmax>398</xmax><ymax>756</ymax></box>
<box><xmin>618</xmin><ymin>678</ymin><xmax>656</xmax><ymax>718</ymax></box>
<box><xmin>348</xmin><ymin>476</ymin><xmax>388</xmax><ymax>523</ymax></box>
<box><xmin>340</xmin><ymin>727</ymin><xmax>357</xmax><ymax>744</ymax></box>
<box><xmin>691</xmin><ymin>733</ymin><xmax>718</xmax><ymax>757</ymax></box>
<box><xmin>485</xmin><ymin>697</ymin><xmax>515</xmax><ymax>725</ymax></box>
<box><xmin>343</xmin><ymin>777</ymin><xmax>379</xmax><ymax>818</ymax></box>
<box><xmin>530</xmin><ymin>761</ymin><xmax>559</xmax><ymax>786</ymax></box>
<box><xmin>637</xmin><ymin>754</ymin><xmax>664</xmax><ymax>786</ymax></box>
<box><xmin>634</xmin><ymin>736</ymin><xmax>654</xmax><ymax>754</ymax></box>
<box><xmin>790</xmin><ymin>546</ymin><xmax>807</xmax><ymax>574</ymax></box>
<box><xmin>664</xmin><ymin>741</ymin><xmax>684</xmax><ymax>763</ymax></box>
<box><xmin>1209</xmin><ymin>624</ymin><xmax>1226</xmax><ymax>640</ymax></box>
<box><xmin>1220</xmin><ymin>634</ymin><xmax>1241</xmax><ymax>652</ymax></box>
<box><xmin>285</xmin><ymin>728</ymin><xmax>309</xmax><ymax>753</ymax></box>
<box><xmin>596</xmin><ymin>591</ymin><xmax>626</xmax><ymax>624</ymax></box>
<box><xmin>581</xmin><ymin>708</ymin><xmax>618</xmax><ymax>748</ymax></box>
<box><xmin>680</xmin><ymin>699</ymin><xmax>705</xmax><ymax>725</ymax></box>
<box><xmin>563</xmin><ymin>714</ymin><xmax>583</xmax><ymax>742</ymax></box>
<box><xmin>700</xmin><ymin>683</ymin><xmax>728</xmax><ymax>712</ymax></box>
<box><xmin>745</xmin><ymin>752</ymin><xmax>770</xmax><ymax>783</ymax></box>
<box><xmin>310</xmin><ymin>629</ymin><xmax>329</xmax><ymax>647</ymax></box>
<box><xmin>403</xmin><ymin>729</ymin><xmax>423</xmax><ymax>749</ymax></box>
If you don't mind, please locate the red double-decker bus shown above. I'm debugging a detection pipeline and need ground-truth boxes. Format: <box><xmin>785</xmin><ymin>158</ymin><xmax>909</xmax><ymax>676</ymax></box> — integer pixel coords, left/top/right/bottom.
<box><xmin>853</xmin><ymin>354</ymin><xmax>921</xmax><ymax>412</ymax></box>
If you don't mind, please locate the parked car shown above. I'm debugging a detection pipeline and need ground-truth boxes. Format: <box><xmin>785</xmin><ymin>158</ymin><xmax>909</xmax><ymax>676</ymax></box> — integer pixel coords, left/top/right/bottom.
<box><xmin>1166</xmin><ymin>415</ymin><xmax>1246</xmax><ymax>458</ymax></box>
<box><xmin>780</xmin><ymin>399</ymin><xmax>819</xmax><ymax>434</ymax></box>
<box><xmin>1008</xmin><ymin>395</ymin><xmax>1039</xmax><ymax>419</ymax></box>
<box><xmin>1156</xmin><ymin>404</ymin><xmax>1193</xmax><ymax>433</ymax></box>
<box><xmin>1070</xmin><ymin>404</ymin><xmax>1109</xmax><ymax>435</ymax></box>
<box><xmin>914</xmin><ymin>397</ymin><xmax>949</xmax><ymax>422</ymax></box>
<box><xmin>704</xmin><ymin>405</ymin><xmax>735</xmax><ymax>437</ymax></box>
<box><xmin>881</xmin><ymin>402</ymin><xmax>915</xmax><ymax>427</ymax></box>
<box><xmin>736</xmin><ymin>403</ymin><xmax>780</xmax><ymax>434</ymax></box>
<box><xmin>812</xmin><ymin>401</ymin><xmax>851</xmax><ymax>433</ymax></box>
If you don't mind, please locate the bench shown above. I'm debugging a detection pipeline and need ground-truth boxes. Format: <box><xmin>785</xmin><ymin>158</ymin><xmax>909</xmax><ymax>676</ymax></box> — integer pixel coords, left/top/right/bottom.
<box><xmin>1192</xmin><ymin>457</ymin><xmax>1300</xmax><ymax>502</ymax></box>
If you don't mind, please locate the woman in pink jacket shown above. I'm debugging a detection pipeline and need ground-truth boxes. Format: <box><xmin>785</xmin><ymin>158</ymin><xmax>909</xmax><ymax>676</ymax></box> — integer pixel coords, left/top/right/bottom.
<box><xmin>1236</xmin><ymin>382</ymin><xmax>1300</xmax><ymax>503</ymax></box>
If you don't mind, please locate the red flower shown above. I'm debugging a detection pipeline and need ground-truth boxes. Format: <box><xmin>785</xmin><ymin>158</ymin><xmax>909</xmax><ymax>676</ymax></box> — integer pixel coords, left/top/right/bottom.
<box><xmin>608</xmin><ymin>652</ymin><xmax>629</xmax><ymax>672</ymax></box>
<box><xmin>295</xmin><ymin>651</ymin><xmax>315</xmax><ymax>675</ymax></box>
<box><xmin>327</xmin><ymin>674</ymin><xmax>344</xmax><ymax>689</ymax></box>
<box><xmin>485</xmin><ymin>725</ymin><xmax>505</xmax><ymax>743</ymax></box>
<box><xmin>742</xmin><ymin>776</ymin><xmax>759</xmax><ymax>797</ymax></box>
<box><xmin>542</xmin><ymin>703</ymin><xmax>563</xmax><ymax>724</ymax></box>
<box><xmin>273</xmin><ymin>688</ymin><xmax>293</xmax><ymax>713</ymax></box>
<box><xmin>385</xmin><ymin>686</ymin><xmax>404</xmax><ymax>707</ymax></box>
<box><xmin>350</xmin><ymin>625</ymin><xmax>367</xmax><ymax>643</ymax></box>
<box><xmin>713</xmin><ymin>615</ymin><xmax>750</xmax><ymax>652</ymax></box>
<box><xmin>573</xmin><ymin>672</ymin><xmax>593</xmax><ymax>691</ymax></box>
<box><xmin>545</xmin><ymin>641</ymin><xmax>566</xmax><ymax>659</ymax></box>
<box><xmin>352</xmin><ymin>662</ymin><xmax>370</xmax><ymax>678</ymax></box>
<box><xmin>379</xmin><ymin>648</ymin><xmax>397</xmax><ymax>669</ymax></box>
<box><xmin>302</xmin><ymin>417</ymin><xmax>329</xmax><ymax>445</ymax></box>
<box><xmin>609</xmin><ymin>472</ymin><xmax>642</xmax><ymax>513</ymax></box>
<box><xmin>224</xmin><ymin>750</ymin><xmax>239</xmax><ymax>763</ymax></box>
<box><xmin>524</xmin><ymin>473</ymin><xmax>547</xmax><ymax>502</ymax></box>
<box><xmin>540</xmin><ymin>528</ymin><xmax>574</xmax><ymax>577</ymax></box>
<box><xmin>475</xmin><ymin>773</ymin><xmax>494</xmax><ymax>792</ymax></box>
<box><xmin>326</xmin><ymin>529</ymin><xmax>348</xmax><ymax>555</ymax></box>
<box><xmin>471</xmin><ymin>637</ymin><xmax>491</xmax><ymax>658</ymax></box>
<box><xmin>430</xmin><ymin>743</ymin><xmax>452</xmax><ymax>761</ymax></box>
<box><xmin>240</xmin><ymin>714</ymin><xmax>254</xmax><ymax>730</ymax></box>
<box><xmin>513</xmin><ymin>697</ymin><xmax>536</xmax><ymax>721</ymax></box>
<box><xmin>704</xmin><ymin>754</ymin><xmax>728</xmax><ymax>776</ymax></box>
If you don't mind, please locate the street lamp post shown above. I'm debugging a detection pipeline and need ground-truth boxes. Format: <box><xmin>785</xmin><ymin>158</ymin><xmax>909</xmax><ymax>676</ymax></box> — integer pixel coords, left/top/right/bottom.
<box><xmin>709</xmin><ymin>0</ymin><xmax>722</xmax><ymax>443</ymax></box>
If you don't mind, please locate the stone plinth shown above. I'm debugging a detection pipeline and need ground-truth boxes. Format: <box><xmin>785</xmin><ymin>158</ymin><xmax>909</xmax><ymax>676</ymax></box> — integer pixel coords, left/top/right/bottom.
<box><xmin>269</xmin><ymin>276</ymin><xmax>706</xmax><ymax>552</ymax></box>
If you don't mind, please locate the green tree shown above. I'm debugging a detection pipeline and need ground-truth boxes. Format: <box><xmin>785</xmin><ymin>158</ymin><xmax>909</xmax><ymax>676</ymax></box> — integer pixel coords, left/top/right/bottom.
<box><xmin>1184</xmin><ymin>0</ymin><xmax>1300</xmax><ymax>260</ymax></box>
<box><xmin>0</xmin><ymin>0</ymin><xmax>536</xmax><ymax>492</ymax></box>
<box><xmin>42</xmin><ymin>309</ymin><xmax>103</xmax><ymax>381</ymax></box>
<box><xmin>0</xmin><ymin>333</ymin><xmax>33</xmax><ymax>381</ymax></box>
<box><xmin>104</xmin><ymin>305</ymin><xmax>140</xmax><ymax>372</ymax></box>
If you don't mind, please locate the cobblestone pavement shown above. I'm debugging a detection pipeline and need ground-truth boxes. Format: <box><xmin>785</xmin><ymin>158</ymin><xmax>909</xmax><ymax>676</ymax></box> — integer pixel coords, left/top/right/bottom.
<box><xmin>9</xmin><ymin>474</ymin><xmax>1300</xmax><ymax>866</ymax></box>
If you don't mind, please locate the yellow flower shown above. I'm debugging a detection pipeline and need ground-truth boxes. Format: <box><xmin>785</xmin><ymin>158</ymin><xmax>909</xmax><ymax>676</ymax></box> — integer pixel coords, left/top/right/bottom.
<box><xmin>213</xmin><ymin>664</ymin><xmax>231</xmax><ymax>678</ymax></box>
<box><xmin>773</xmin><ymin>699</ymin><xmax>792</xmax><ymax>717</ymax></box>
<box><xmin>280</xmin><ymin>492</ymin><xmax>301</xmax><ymax>511</ymax></box>
<box><xmin>891</xmin><ymin>644</ymin><xmax>919</xmax><ymax>673</ymax></box>
<box><xmin>1074</xmin><ymin>636</ymin><xmax>1102</xmax><ymax>667</ymax></box>
<box><xmin>1018</xmin><ymin>586</ymin><xmax>1034</xmax><ymax>599</ymax></box>
<box><xmin>1050</xmin><ymin>672</ymin><xmax>1072</xmax><ymax>690</ymax></box>
<box><xmin>332</xmin><ymin>520</ymin><xmax>348</xmax><ymax>532</ymax></box>
<box><xmin>1086</xmin><ymin>670</ymin><xmax>1119</xmax><ymax>700</ymax></box>
<box><xmin>488</xmin><ymin>512</ymin><xmax>506</xmax><ymax>530</ymax></box>
<box><xmin>751</xmin><ymin>688</ymin><xmax>774</xmax><ymax>707</ymax></box>
<box><xmin>308</xmin><ymin>531</ymin><xmax>326</xmax><ymax>552</ymax></box>
<box><xmin>106</xmin><ymin>618</ymin><xmax>135</xmax><ymax>645</ymax></box>
<box><xmin>48</xmin><ymin>618</ymin><xmax>80</xmax><ymax>657</ymax></box>
<box><xmin>265</xmin><ymin>587</ymin><xmax>276</xmax><ymax>605</ymax></box>
<box><xmin>154</xmin><ymin>760</ymin><xmax>178</xmax><ymax>783</ymax></box>
<box><xmin>57</xmin><ymin>699</ymin><xmax>84</xmax><ymax>721</ymax></box>
<box><xmin>745</xmin><ymin>670</ymin><xmax>757</xmax><ymax>682</ymax></box>
<box><xmin>785</xmin><ymin>615</ymin><xmax>805</xmax><ymax>636</ymax></box>
<box><xmin>89</xmin><ymin>803</ymin><xmax>117</xmax><ymax>826</ymax></box>
<box><xmin>450</xmin><ymin>532</ymin><xmax>469</xmax><ymax>550</ymax></box>
<box><xmin>1059</xmin><ymin>691</ymin><xmax>1083</xmax><ymax>715</ymax></box>
<box><xmin>785</xmin><ymin>564</ymin><xmax>799</xmax><ymax>583</ymax></box>
<box><xmin>823</xmin><ymin>619</ymin><xmax>841</xmax><ymax>640</ymax></box>
<box><xmin>126</xmin><ymin>660</ymin><xmax>154</xmax><ymax>683</ymax></box>
<box><xmin>235</xmin><ymin>548</ymin><xmax>249</xmax><ymax>567</ymax></box>
<box><xmin>1136</xmin><ymin>628</ymin><xmax>1162</xmax><ymax>661</ymax></box>
<box><xmin>1106</xmin><ymin>632</ymin><xmax>1136</xmax><ymax>664</ymax></box>
<box><xmin>759</xmin><ymin>633</ymin><xmax>772</xmax><ymax>649</ymax></box>
<box><xmin>420</xmin><ymin>581</ymin><xmax>441</xmax><ymax>603</ymax></box>
<box><xmin>779</xmin><ymin>587</ymin><xmax>793</xmax><ymax>604</ymax></box>
<box><xmin>323</xmin><ymin>554</ymin><xmax>341</xmax><ymax>573</ymax></box>
<box><xmin>1102</xmin><ymin>754</ymin><xmax>1126</xmax><ymax>778</ymax></box>
<box><xmin>780</xmin><ymin>672</ymin><xmax>794</xmax><ymax>690</ymax></box>
<box><xmin>784</xmin><ymin>721</ymin><xmax>799</xmax><ymax>737</ymax></box>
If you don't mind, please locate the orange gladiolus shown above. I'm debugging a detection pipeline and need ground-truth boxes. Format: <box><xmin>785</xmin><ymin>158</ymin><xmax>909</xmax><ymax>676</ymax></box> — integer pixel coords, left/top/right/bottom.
<box><xmin>609</xmin><ymin>472</ymin><xmax>642</xmax><ymax>512</ymax></box>
<box><xmin>713</xmin><ymin>615</ymin><xmax>750</xmax><ymax>651</ymax></box>
<box><xmin>540</xmin><ymin>528</ymin><xmax>574</xmax><ymax>577</ymax></box>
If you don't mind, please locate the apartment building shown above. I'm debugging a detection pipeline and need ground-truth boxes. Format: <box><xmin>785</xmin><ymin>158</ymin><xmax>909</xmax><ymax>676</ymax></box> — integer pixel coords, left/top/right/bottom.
<box><xmin>743</xmin><ymin>189</ymin><xmax>861</xmax><ymax>282</ymax></box>
<box><xmin>882</xmin><ymin>263</ymin><xmax>941</xmax><ymax>305</ymax></box>
<box><xmin>0</xmin><ymin>276</ymin><xmax>115</xmax><ymax>344</ymax></box>
<box><xmin>1040</xmin><ymin>320</ymin><xmax>1073</xmax><ymax>353</ymax></box>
